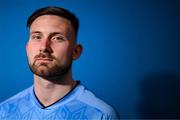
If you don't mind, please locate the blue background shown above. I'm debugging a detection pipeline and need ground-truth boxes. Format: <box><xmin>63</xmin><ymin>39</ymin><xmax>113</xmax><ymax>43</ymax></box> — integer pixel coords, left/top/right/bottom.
<box><xmin>0</xmin><ymin>0</ymin><xmax>179</xmax><ymax>119</ymax></box>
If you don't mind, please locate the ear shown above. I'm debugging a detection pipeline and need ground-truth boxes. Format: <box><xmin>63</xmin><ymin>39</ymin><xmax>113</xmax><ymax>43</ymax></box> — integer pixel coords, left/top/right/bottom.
<box><xmin>72</xmin><ymin>44</ymin><xmax>83</xmax><ymax>60</ymax></box>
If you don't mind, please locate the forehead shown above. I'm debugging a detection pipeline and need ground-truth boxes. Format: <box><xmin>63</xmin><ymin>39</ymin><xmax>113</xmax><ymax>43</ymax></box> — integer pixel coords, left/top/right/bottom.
<box><xmin>29</xmin><ymin>15</ymin><xmax>76</xmax><ymax>41</ymax></box>
<box><xmin>30</xmin><ymin>15</ymin><xmax>73</xmax><ymax>32</ymax></box>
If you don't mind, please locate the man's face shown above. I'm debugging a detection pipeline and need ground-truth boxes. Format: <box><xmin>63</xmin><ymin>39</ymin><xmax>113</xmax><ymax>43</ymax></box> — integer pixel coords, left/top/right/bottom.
<box><xmin>26</xmin><ymin>15</ymin><xmax>79</xmax><ymax>79</ymax></box>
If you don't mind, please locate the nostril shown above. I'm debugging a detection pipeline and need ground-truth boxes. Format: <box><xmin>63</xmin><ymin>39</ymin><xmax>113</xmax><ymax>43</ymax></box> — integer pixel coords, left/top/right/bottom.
<box><xmin>39</xmin><ymin>41</ymin><xmax>53</xmax><ymax>53</ymax></box>
<box><xmin>40</xmin><ymin>47</ymin><xmax>52</xmax><ymax>53</ymax></box>
<box><xmin>42</xmin><ymin>48</ymin><xmax>52</xmax><ymax>53</ymax></box>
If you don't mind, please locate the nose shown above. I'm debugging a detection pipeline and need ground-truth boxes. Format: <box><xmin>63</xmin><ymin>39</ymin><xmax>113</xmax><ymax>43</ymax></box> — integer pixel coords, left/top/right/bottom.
<box><xmin>39</xmin><ymin>40</ymin><xmax>53</xmax><ymax>53</ymax></box>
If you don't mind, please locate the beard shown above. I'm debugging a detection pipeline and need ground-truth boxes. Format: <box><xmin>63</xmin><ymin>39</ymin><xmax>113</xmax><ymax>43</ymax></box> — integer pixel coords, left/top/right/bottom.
<box><xmin>28</xmin><ymin>53</ymin><xmax>72</xmax><ymax>79</ymax></box>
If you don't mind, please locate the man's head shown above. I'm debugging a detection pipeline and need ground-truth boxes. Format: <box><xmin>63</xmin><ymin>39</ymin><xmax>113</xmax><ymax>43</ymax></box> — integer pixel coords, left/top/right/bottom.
<box><xmin>26</xmin><ymin>6</ymin><xmax>82</xmax><ymax>79</ymax></box>
<box><xmin>27</xmin><ymin>6</ymin><xmax>79</xmax><ymax>39</ymax></box>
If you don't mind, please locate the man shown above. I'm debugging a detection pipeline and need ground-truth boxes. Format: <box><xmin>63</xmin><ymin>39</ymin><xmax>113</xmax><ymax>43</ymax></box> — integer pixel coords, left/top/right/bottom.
<box><xmin>0</xmin><ymin>6</ymin><xmax>119</xmax><ymax>119</ymax></box>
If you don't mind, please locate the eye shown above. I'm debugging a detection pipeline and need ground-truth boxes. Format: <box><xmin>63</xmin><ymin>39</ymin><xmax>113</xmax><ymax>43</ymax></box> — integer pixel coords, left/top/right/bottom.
<box><xmin>51</xmin><ymin>35</ymin><xmax>64</xmax><ymax>42</ymax></box>
<box><xmin>31</xmin><ymin>34</ymin><xmax>41</xmax><ymax>40</ymax></box>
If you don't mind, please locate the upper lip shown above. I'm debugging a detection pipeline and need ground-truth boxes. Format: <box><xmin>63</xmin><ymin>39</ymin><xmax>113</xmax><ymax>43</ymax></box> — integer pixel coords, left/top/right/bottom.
<box><xmin>36</xmin><ymin>58</ymin><xmax>53</xmax><ymax>61</ymax></box>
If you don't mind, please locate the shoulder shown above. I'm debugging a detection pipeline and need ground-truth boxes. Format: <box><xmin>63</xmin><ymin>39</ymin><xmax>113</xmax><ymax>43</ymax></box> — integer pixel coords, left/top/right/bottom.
<box><xmin>0</xmin><ymin>86</ymin><xmax>33</xmax><ymax>105</ymax></box>
<box><xmin>75</xmin><ymin>84</ymin><xmax>119</xmax><ymax>119</ymax></box>
<box><xmin>0</xmin><ymin>86</ymin><xmax>33</xmax><ymax>116</ymax></box>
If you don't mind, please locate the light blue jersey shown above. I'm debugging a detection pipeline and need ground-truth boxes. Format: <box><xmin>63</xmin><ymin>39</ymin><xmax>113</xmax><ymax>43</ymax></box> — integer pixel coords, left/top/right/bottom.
<box><xmin>0</xmin><ymin>83</ymin><xmax>119</xmax><ymax>120</ymax></box>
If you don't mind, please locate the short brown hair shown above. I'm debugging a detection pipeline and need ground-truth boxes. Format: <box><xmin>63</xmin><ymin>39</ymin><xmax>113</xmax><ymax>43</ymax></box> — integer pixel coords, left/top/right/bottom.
<box><xmin>27</xmin><ymin>6</ymin><xmax>79</xmax><ymax>36</ymax></box>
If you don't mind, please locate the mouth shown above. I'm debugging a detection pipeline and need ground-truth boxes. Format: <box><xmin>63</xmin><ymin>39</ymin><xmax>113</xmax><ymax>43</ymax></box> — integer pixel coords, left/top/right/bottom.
<box><xmin>35</xmin><ymin>58</ymin><xmax>53</xmax><ymax>63</ymax></box>
<box><xmin>34</xmin><ymin>53</ymin><xmax>55</xmax><ymax>64</ymax></box>
<box><xmin>36</xmin><ymin>58</ymin><xmax>53</xmax><ymax>61</ymax></box>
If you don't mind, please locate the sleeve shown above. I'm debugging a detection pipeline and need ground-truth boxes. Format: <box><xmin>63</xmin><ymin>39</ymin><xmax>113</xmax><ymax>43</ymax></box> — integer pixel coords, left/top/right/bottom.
<box><xmin>101</xmin><ymin>109</ymin><xmax>120</xmax><ymax>120</ymax></box>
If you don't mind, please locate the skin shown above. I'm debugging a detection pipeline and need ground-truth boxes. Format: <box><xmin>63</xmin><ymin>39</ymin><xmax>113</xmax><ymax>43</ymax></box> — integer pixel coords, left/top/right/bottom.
<box><xmin>26</xmin><ymin>15</ymin><xmax>82</xmax><ymax>107</ymax></box>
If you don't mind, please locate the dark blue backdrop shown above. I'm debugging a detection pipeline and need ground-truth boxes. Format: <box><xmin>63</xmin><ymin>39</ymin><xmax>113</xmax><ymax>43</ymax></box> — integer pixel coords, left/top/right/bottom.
<box><xmin>0</xmin><ymin>0</ymin><xmax>179</xmax><ymax>119</ymax></box>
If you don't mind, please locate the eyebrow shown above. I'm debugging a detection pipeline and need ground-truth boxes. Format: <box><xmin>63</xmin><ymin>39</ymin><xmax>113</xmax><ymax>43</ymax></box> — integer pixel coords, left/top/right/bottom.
<box><xmin>29</xmin><ymin>31</ymin><xmax>68</xmax><ymax>40</ymax></box>
<box><xmin>30</xmin><ymin>31</ymin><xmax>63</xmax><ymax>35</ymax></box>
<box><xmin>30</xmin><ymin>31</ymin><xmax>42</xmax><ymax>35</ymax></box>
<box><xmin>49</xmin><ymin>32</ymin><xmax>63</xmax><ymax>36</ymax></box>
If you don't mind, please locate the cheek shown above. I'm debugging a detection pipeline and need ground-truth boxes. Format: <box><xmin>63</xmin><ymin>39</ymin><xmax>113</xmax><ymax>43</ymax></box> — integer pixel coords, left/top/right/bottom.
<box><xmin>54</xmin><ymin>45</ymin><xmax>73</xmax><ymax>60</ymax></box>
<box><xmin>26</xmin><ymin>46</ymin><xmax>38</xmax><ymax>61</ymax></box>
<box><xmin>66</xmin><ymin>44</ymin><xmax>74</xmax><ymax>58</ymax></box>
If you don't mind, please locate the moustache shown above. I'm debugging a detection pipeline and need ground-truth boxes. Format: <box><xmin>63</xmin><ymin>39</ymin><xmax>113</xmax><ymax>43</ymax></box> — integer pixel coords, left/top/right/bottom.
<box><xmin>34</xmin><ymin>53</ymin><xmax>56</xmax><ymax>60</ymax></box>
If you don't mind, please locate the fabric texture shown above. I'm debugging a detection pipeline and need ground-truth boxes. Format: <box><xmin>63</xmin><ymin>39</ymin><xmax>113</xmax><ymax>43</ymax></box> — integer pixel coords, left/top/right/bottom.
<box><xmin>0</xmin><ymin>83</ymin><xmax>119</xmax><ymax>120</ymax></box>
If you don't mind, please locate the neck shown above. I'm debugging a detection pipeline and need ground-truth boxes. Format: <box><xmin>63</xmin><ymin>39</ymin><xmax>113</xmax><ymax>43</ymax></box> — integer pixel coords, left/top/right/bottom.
<box><xmin>33</xmin><ymin>71</ymin><xmax>76</xmax><ymax>107</ymax></box>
